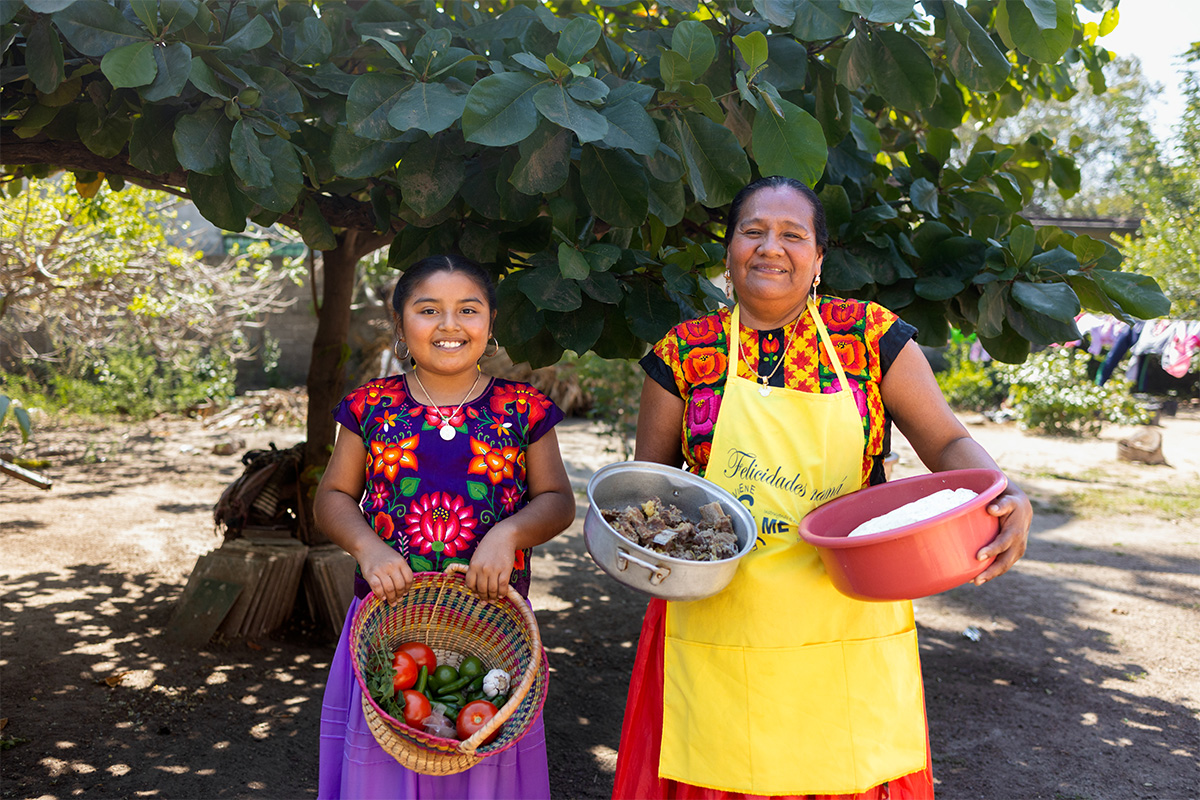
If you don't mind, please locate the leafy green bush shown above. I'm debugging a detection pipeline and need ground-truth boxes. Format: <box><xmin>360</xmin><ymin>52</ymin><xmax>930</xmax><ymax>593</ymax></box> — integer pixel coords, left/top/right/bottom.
<box><xmin>935</xmin><ymin>337</ymin><xmax>1009</xmax><ymax>412</ymax></box>
<box><xmin>5</xmin><ymin>345</ymin><xmax>235</xmax><ymax>420</ymax></box>
<box><xmin>569</xmin><ymin>352</ymin><xmax>644</xmax><ymax>461</ymax></box>
<box><xmin>997</xmin><ymin>346</ymin><xmax>1150</xmax><ymax>436</ymax></box>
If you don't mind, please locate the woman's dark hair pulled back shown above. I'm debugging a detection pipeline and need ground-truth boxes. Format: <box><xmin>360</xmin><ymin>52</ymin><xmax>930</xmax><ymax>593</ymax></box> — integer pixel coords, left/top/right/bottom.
<box><xmin>390</xmin><ymin>254</ymin><xmax>498</xmax><ymax>316</ymax></box>
<box><xmin>724</xmin><ymin>176</ymin><xmax>828</xmax><ymax>255</ymax></box>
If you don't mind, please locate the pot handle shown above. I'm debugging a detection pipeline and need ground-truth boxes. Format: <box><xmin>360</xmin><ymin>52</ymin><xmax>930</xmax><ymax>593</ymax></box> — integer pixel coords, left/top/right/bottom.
<box><xmin>616</xmin><ymin>548</ymin><xmax>671</xmax><ymax>585</ymax></box>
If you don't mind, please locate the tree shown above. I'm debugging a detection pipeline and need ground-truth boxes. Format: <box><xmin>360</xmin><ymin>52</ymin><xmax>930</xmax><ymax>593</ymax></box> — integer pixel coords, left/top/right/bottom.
<box><xmin>1117</xmin><ymin>44</ymin><xmax>1200</xmax><ymax>316</ymax></box>
<box><xmin>1</xmin><ymin>174</ymin><xmax>296</xmax><ymax>375</ymax></box>
<box><xmin>1</xmin><ymin>0</ymin><xmax>1171</xmax><ymax>528</ymax></box>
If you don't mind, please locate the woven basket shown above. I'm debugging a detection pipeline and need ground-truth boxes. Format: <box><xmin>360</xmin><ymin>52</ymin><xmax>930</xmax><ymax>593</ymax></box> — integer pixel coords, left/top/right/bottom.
<box><xmin>349</xmin><ymin>564</ymin><xmax>547</xmax><ymax>776</ymax></box>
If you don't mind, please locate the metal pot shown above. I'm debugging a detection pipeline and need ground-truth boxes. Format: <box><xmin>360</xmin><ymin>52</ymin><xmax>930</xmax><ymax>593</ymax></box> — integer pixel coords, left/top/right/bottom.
<box><xmin>584</xmin><ymin>461</ymin><xmax>756</xmax><ymax>602</ymax></box>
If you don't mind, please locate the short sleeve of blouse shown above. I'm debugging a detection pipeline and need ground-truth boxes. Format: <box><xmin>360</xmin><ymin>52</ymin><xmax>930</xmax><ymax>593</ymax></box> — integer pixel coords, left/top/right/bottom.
<box><xmin>526</xmin><ymin>395</ymin><xmax>565</xmax><ymax>444</ymax></box>
<box><xmin>332</xmin><ymin>382</ymin><xmax>375</xmax><ymax>435</ymax></box>
<box><xmin>874</xmin><ymin>307</ymin><xmax>917</xmax><ymax>374</ymax></box>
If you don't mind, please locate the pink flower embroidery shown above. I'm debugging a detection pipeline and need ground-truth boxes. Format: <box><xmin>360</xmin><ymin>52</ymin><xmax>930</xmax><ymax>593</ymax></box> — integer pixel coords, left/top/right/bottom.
<box><xmin>423</xmin><ymin>406</ymin><xmax>466</xmax><ymax>429</ymax></box>
<box><xmin>367</xmin><ymin>480</ymin><xmax>390</xmax><ymax>510</ymax></box>
<box><xmin>687</xmin><ymin>388</ymin><xmax>720</xmax><ymax>437</ymax></box>
<box><xmin>500</xmin><ymin>485</ymin><xmax>522</xmax><ymax>513</ymax></box>
<box><xmin>824</xmin><ymin>377</ymin><xmax>868</xmax><ymax>419</ymax></box>
<box><xmin>405</xmin><ymin>492</ymin><xmax>477</xmax><ymax>557</ymax></box>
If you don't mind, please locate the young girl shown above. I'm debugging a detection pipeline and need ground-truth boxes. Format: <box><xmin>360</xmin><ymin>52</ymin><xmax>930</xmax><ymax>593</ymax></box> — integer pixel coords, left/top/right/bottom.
<box><xmin>315</xmin><ymin>254</ymin><xmax>576</xmax><ymax>800</ymax></box>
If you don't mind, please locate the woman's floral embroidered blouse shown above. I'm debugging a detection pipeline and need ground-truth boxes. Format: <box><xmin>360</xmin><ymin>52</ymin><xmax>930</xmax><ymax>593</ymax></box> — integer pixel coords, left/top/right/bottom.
<box><xmin>333</xmin><ymin>375</ymin><xmax>563</xmax><ymax>598</ymax></box>
<box><xmin>640</xmin><ymin>296</ymin><xmax>916</xmax><ymax>487</ymax></box>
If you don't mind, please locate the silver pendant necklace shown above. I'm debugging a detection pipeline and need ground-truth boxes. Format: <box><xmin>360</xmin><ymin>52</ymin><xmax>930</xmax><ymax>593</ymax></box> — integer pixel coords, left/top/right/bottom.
<box><xmin>410</xmin><ymin>367</ymin><xmax>481</xmax><ymax>441</ymax></box>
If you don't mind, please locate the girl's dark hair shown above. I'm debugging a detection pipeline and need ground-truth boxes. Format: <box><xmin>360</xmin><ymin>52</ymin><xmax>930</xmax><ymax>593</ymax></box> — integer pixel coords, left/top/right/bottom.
<box><xmin>390</xmin><ymin>254</ymin><xmax>498</xmax><ymax>316</ymax></box>
<box><xmin>724</xmin><ymin>176</ymin><xmax>829</xmax><ymax>255</ymax></box>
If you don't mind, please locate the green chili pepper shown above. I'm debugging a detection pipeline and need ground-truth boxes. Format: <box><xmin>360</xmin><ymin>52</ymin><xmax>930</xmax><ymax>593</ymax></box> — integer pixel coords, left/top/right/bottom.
<box><xmin>438</xmin><ymin>674</ymin><xmax>474</xmax><ymax>693</ymax></box>
<box><xmin>415</xmin><ymin>665</ymin><xmax>428</xmax><ymax>696</ymax></box>
<box><xmin>467</xmin><ymin>675</ymin><xmax>485</xmax><ymax>692</ymax></box>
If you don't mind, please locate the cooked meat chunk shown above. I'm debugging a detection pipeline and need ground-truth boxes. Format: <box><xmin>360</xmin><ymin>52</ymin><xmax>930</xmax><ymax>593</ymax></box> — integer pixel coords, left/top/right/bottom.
<box><xmin>601</xmin><ymin>497</ymin><xmax>739</xmax><ymax>561</ymax></box>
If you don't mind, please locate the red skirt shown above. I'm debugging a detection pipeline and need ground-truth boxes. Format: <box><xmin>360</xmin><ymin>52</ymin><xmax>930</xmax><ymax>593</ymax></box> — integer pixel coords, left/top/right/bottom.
<box><xmin>611</xmin><ymin>600</ymin><xmax>935</xmax><ymax>800</ymax></box>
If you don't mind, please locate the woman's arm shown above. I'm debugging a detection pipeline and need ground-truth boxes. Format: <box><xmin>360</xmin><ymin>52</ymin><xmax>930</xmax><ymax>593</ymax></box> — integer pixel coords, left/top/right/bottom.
<box><xmin>634</xmin><ymin>377</ymin><xmax>686</xmax><ymax>467</ymax></box>
<box><xmin>882</xmin><ymin>341</ymin><xmax>1032</xmax><ymax>584</ymax></box>
<box><xmin>466</xmin><ymin>428</ymin><xmax>577</xmax><ymax>602</ymax></box>
<box><xmin>313</xmin><ymin>425</ymin><xmax>413</xmax><ymax>604</ymax></box>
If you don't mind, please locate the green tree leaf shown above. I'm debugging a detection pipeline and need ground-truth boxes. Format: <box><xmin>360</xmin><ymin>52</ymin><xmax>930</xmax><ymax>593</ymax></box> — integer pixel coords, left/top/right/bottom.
<box><xmin>52</xmin><ymin>1</ymin><xmax>146</xmax><ymax>57</ymax></box>
<box><xmin>129</xmin><ymin>105</ymin><xmax>182</xmax><ymax>175</ymax></box>
<box><xmin>672</xmin><ymin>20</ymin><xmax>716</xmax><ymax>78</ymax></box>
<box><xmin>867</xmin><ymin>30</ymin><xmax>936</xmax><ymax>112</ymax></box>
<box><xmin>600</xmin><ymin>101</ymin><xmax>661</xmax><ymax>157</ymax></box>
<box><xmin>547</xmin><ymin>299</ymin><xmax>606</xmax><ymax>353</ymax></box>
<box><xmin>398</xmin><ymin>135</ymin><xmax>464</xmax><ymax>219</ymax></box>
<box><xmin>328</xmin><ymin>127</ymin><xmax>405</xmax><ymax>180</ymax></box>
<box><xmin>996</xmin><ymin>0</ymin><xmax>1074</xmax><ymax>64</ymax></box>
<box><xmin>792</xmin><ymin>0</ymin><xmax>853</xmax><ymax>40</ymax></box>
<box><xmin>910</xmin><ymin>177</ymin><xmax>939</xmax><ymax>217</ymax></box>
<box><xmin>511</xmin><ymin>123</ymin><xmax>572</xmax><ymax>195</ymax></box>
<box><xmin>347</xmin><ymin>73</ymin><xmax>411</xmax><ymax>141</ymax></box>
<box><xmin>1011</xmin><ymin>280</ymin><xmax>1081</xmax><ymax>322</ymax></box>
<box><xmin>388</xmin><ymin>82</ymin><xmax>467</xmax><ymax>135</ymax></box>
<box><xmin>1009</xmin><ymin>225</ymin><xmax>1035</xmax><ymax>267</ymax></box>
<box><xmin>580</xmin><ymin>145</ymin><xmax>649</xmax><ymax>228</ymax></box>
<box><xmin>230</xmin><ymin>119</ymin><xmax>273</xmax><ymax>188</ymax></box>
<box><xmin>733</xmin><ymin>30</ymin><xmax>768</xmax><ymax>72</ymax></box>
<box><xmin>750</xmin><ymin>97</ymin><xmax>826</xmax><ymax>186</ymax></box>
<box><xmin>944</xmin><ymin>2</ymin><xmax>1011</xmax><ymax>92</ymax></box>
<box><xmin>840</xmin><ymin>0</ymin><xmax>915</xmax><ymax>23</ymax></box>
<box><xmin>100</xmin><ymin>40</ymin><xmax>157</xmax><ymax>89</ymax></box>
<box><xmin>27</xmin><ymin>16</ymin><xmax>65</xmax><ymax>94</ymax></box>
<box><xmin>223</xmin><ymin>15</ymin><xmax>273</xmax><ymax>55</ymax></box>
<box><xmin>239</xmin><ymin>137</ymin><xmax>303</xmax><ymax>213</ymax></box>
<box><xmin>142</xmin><ymin>42</ymin><xmax>193</xmax><ymax>101</ymax></box>
<box><xmin>533</xmin><ymin>84</ymin><xmax>609</xmax><ymax>143</ymax></box>
<box><xmin>1091</xmin><ymin>270</ymin><xmax>1172</xmax><ymax>319</ymax></box>
<box><xmin>187</xmin><ymin>170</ymin><xmax>250</xmax><ymax>231</ymax></box>
<box><xmin>673</xmin><ymin>111</ymin><xmax>751</xmax><ymax>208</ymax></box>
<box><xmin>299</xmin><ymin>197</ymin><xmax>336</xmax><ymax>251</ymax></box>
<box><xmin>557</xmin><ymin>16</ymin><xmax>601</xmax><ymax>64</ymax></box>
<box><xmin>173</xmin><ymin>108</ymin><xmax>231</xmax><ymax>175</ymax></box>
<box><xmin>558</xmin><ymin>243</ymin><xmax>591</xmax><ymax>280</ymax></box>
<box><xmin>520</xmin><ymin>266</ymin><xmax>582</xmax><ymax>312</ymax></box>
<box><xmin>462</xmin><ymin>72</ymin><xmax>544</xmax><ymax>147</ymax></box>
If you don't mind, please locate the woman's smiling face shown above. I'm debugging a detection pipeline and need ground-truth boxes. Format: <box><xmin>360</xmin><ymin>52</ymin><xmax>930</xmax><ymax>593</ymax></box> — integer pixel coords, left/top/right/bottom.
<box><xmin>398</xmin><ymin>270</ymin><xmax>493</xmax><ymax>377</ymax></box>
<box><xmin>726</xmin><ymin>185</ymin><xmax>825</xmax><ymax>308</ymax></box>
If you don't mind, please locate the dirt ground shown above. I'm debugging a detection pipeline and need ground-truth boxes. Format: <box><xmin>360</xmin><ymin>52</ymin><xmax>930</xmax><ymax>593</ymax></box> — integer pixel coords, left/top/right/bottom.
<box><xmin>1</xmin><ymin>406</ymin><xmax>1198</xmax><ymax>800</ymax></box>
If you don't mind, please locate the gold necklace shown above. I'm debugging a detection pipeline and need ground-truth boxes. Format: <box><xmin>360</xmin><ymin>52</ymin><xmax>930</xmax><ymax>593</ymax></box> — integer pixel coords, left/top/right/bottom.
<box><xmin>738</xmin><ymin>311</ymin><xmax>804</xmax><ymax>397</ymax></box>
<box><xmin>410</xmin><ymin>367</ymin><xmax>481</xmax><ymax>441</ymax></box>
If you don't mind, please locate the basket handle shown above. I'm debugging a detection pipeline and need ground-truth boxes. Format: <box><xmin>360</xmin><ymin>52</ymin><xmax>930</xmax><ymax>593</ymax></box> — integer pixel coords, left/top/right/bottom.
<box><xmin>439</xmin><ymin>563</ymin><xmax>544</xmax><ymax>756</ymax></box>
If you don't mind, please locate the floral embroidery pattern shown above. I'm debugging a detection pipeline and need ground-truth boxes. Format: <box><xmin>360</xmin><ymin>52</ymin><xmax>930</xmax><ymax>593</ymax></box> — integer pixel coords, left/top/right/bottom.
<box><xmin>468</xmin><ymin>438</ymin><xmax>521</xmax><ymax>484</ymax></box>
<box><xmin>405</xmin><ymin>492</ymin><xmax>477</xmax><ymax>557</ymax></box>
<box><xmin>334</xmin><ymin>376</ymin><xmax>563</xmax><ymax>599</ymax></box>
<box><xmin>369</xmin><ymin>435</ymin><xmax>419</xmax><ymax>481</ymax></box>
<box><xmin>651</xmin><ymin>297</ymin><xmax>904</xmax><ymax>486</ymax></box>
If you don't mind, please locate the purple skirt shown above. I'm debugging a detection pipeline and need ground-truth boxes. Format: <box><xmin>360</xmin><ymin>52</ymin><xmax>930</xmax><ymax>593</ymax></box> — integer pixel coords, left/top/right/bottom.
<box><xmin>318</xmin><ymin>597</ymin><xmax>551</xmax><ymax>800</ymax></box>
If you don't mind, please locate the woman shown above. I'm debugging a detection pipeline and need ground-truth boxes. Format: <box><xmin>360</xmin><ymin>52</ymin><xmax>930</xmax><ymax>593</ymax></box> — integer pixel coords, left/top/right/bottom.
<box><xmin>612</xmin><ymin>176</ymin><xmax>1032</xmax><ymax>800</ymax></box>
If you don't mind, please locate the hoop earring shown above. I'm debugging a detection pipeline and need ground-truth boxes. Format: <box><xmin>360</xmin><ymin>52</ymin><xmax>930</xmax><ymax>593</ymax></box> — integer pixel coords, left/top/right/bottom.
<box><xmin>394</xmin><ymin>339</ymin><xmax>409</xmax><ymax>360</ymax></box>
<box><xmin>809</xmin><ymin>274</ymin><xmax>821</xmax><ymax>304</ymax></box>
<box><xmin>482</xmin><ymin>336</ymin><xmax>500</xmax><ymax>359</ymax></box>
<box><xmin>724</xmin><ymin>267</ymin><xmax>734</xmax><ymax>301</ymax></box>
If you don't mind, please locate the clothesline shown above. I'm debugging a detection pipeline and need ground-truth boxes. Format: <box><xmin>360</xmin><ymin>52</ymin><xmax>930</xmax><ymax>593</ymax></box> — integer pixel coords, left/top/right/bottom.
<box><xmin>1073</xmin><ymin>313</ymin><xmax>1200</xmax><ymax>380</ymax></box>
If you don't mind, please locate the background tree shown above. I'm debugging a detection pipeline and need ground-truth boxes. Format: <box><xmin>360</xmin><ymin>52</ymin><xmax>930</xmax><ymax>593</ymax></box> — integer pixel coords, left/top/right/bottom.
<box><xmin>1</xmin><ymin>0</ymin><xmax>1171</xmax><ymax>533</ymax></box>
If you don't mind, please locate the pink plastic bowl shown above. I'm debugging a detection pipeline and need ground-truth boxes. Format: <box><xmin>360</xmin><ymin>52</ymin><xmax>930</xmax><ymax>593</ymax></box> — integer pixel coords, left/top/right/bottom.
<box><xmin>798</xmin><ymin>469</ymin><xmax>1008</xmax><ymax>602</ymax></box>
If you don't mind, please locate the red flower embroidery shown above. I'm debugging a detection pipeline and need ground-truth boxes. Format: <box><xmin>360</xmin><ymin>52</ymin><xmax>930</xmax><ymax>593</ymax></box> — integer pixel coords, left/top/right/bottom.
<box><xmin>374</xmin><ymin>512</ymin><xmax>395</xmax><ymax>541</ymax></box>
<box><xmin>405</xmin><ymin>492</ymin><xmax>477</xmax><ymax>557</ymax></box>
<box><xmin>824</xmin><ymin>335</ymin><xmax>868</xmax><ymax>373</ymax></box>
<box><xmin>500</xmin><ymin>485</ymin><xmax>522</xmax><ymax>513</ymax></box>
<box><xmin>367</xmin><ymin>479</ymin><xmax>390</xmax><ymax>510</ymax></box>
<box><xmin>692</xmin><ymin>441</ymin><xmax>711</xmax><ymax>467</ymax></box>
<box><xmin>512</xmin><ymin>549</ymin><xmax>526</xmax><ymax>570</ymax></box>
<box><xmin>351</xmin><ymin>381</ymin><xmax>406</xmax><ymax>420</ymax></box>
<box><xmin>682</xmin><ymin>347</ymin><xmax>728</xmax><ymax>385</ymax></box>
<box><xmin>680</xmin><ymin>315</ymin><xmax>721</xmax><ymax>345</ymax></box>
<box><xmin>468</xmin><ymin>438</ymin><xmax>520</xmax><ymax>484</ymax></box>
<box><xmin>761</xmin><ymin>333</ymin><xmax>781</xmax><ymax>354</ymax></box>
<box><xmin>490</xmin><ymin>383</ymin><xmax>552</xmax><ymax>426</ymax></box>
<box><xmin>423</xmin><ymin>406</ymin><xmax>466</xmax><ymax>429</ymax></box>
<box><xmin>823</xmin><ymin>300</ymin><xmax>861</xmax><ymax>333</ymax></box>
<box><xmin>369</xmin><ymin>435</ymin><xmax>419</xmax><ymax>481</ymax></box>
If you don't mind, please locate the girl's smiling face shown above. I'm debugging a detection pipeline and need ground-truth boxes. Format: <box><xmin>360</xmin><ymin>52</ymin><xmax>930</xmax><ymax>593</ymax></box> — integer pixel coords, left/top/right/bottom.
<box><xmin>398</xmin><ymin>270</ymin><xmax>494</xmax><ymax>379</ymax></box>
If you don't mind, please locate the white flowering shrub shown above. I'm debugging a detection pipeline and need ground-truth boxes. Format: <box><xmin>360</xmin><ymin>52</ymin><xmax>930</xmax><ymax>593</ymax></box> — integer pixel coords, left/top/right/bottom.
<box><xmin>997</xmin><ymin>347</ymin><xmax>1150</xmax><ymax>436</ymax></box>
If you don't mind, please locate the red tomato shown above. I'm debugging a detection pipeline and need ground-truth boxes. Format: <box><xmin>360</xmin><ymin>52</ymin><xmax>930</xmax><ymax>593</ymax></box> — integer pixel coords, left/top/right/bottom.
<box><xmin>457</xmin><ymin>699</ymin><xmax>499</xmax><ymax>743</ymax></box>
<box><xmin>395</xmin><ymin>641</ymin><xmax>437</xmax><ymax>672</ymax></box>
<box><xmin>392</xmin><ymin>650</ymin><xmax>418</xmax><ymax>692</ymax></box>
<box><xmin>401</xmin><ymin>689</ymin><xmax>431</xmax><ymax>728</ymax></box>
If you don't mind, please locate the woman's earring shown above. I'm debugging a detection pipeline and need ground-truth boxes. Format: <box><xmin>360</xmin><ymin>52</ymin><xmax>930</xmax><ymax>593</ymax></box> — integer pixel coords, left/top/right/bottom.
<box><xmin>809</xmin><ymin>274</ymin><xmax>822</xmax><ymax>303</ymax></box>
<box><xmin>482</xmin><ymin>335</ymin><xmax>500</xmax><ymax>359</ymax></box>
<box><xmin>724</xmin><ymin>267</ymin><xmax>734</xmax><ymax>301</ymax></box>
<box><xmin>394</xmin><ymin>338</ymin><xmax>409</xmax><ymax>360</ymax></box>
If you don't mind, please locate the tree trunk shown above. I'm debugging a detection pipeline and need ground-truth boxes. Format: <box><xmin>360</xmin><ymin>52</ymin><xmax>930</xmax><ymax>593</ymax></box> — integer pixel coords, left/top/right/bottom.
<box><xmin>299</xmin><ymin>229</ymin><xmax>393</xmax><ymax>544</ymax></box>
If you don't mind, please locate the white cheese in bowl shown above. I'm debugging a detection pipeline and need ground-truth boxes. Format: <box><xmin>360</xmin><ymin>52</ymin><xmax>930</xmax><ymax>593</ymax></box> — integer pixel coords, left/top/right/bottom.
<box><xmin>846</xmin><ymin>488</ymin><xmax>980</xmax><ymax>538</ymax></box>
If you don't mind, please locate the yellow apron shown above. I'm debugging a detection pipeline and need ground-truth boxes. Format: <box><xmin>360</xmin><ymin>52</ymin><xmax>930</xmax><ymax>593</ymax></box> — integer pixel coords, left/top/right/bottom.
<box><xmin>660</xmin><ymin>301</ymin><xmax>928</xmax><ymax>796</ymax></box>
